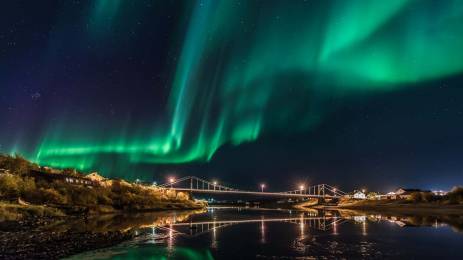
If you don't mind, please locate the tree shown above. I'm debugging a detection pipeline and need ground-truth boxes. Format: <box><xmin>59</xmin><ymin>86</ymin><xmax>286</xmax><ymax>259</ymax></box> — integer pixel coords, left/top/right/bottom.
<box><xmin>447</xmin><ymin>186</ymin><xmax>463</xmax><ymax>204</ymax></box>
<box><xmin>10</xmin><ymin>154</ymin><xmax>32</xmax><ymax>176</ymax></box>
<box><xmin>20</xmin><ymin>177</ymin><xmax>36</xmax><ymax>197</ymax></box>
<box><xmin>38</xmin><ymin>188</ymin><xmax>66</xmax><ymax>204</ymax></box>
<box><xmin>409</xmin><ymin>192</ymin><xmax>422</xmax><ymax>202</ymax></box>
<box><xmin>176</xmin><ymin>192</ymin><xmax>189</xmax><ymax>201</ymax></box>
<box><xmin>0</xmin><ymin>174</ymin><xmax>21</xmax><ymax>198</ymax></box>
<box><xmin>367</xmin><ymin>192</ymin><xmax>378</xmax><ymax>200</ymax></box>
<box><xmin>421</xmin><ymin>192</ymin><xmax>434</xmax><ymax>202</ymax></box>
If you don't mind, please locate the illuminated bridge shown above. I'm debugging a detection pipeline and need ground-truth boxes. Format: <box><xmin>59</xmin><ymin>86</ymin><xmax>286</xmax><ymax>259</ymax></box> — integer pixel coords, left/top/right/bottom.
<box><xmin>157</xmin><ymin>176</ymin><xmax>346</xmax><ymax>198</ymax></box>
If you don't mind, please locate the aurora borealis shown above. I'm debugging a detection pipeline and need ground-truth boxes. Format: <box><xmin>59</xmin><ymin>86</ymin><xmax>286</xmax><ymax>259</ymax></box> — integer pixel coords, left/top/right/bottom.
<box><xmin>2</xmin><ymin>1</ymin><xmax>463</xmax><ymax>189</ymax></box>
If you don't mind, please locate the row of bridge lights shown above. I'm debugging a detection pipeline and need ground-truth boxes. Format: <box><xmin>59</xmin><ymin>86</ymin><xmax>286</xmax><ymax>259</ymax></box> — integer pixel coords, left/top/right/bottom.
<box><xmin>166</xmin><ymin>177</ymin><xmax>339</xmax><ymax>194</ymax></box>
<box><xmin>168</xmin><ymin>177</ymin><xmax>270</xmax><ymax>192</ymax></box>
<box><xmin>168</xmin><ymin>177</ymin><xmax>226</xmax><ymax>189</ymax></box>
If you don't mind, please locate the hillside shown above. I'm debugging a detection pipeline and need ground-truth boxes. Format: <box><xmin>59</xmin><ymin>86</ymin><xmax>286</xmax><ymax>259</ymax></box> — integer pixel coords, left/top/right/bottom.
<box><xmin>0</xmin><ymin>154</ymin><xmax>206</xmax><ymax>220</ymax></box>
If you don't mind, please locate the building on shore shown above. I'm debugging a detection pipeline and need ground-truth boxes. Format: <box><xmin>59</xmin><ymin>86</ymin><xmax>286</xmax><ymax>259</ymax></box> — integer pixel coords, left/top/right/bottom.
<box><xmin>378</xmin><ymin>188</ymin><xmax>431</xmax><ymax>200</ymax></box>
<box><xmin>432</xmin><ymin>190</ymin><xmax>448</xmax><ymax>196</ymax></box>
<box><xmin>29</xmin><ymin>169</ymin><xmax>99</xmax><ymax>187</ymax></box>
<box><xmin>352</xmin><ymin>191</ymin><xmax>366</xmax><ymax>199</ymax></box>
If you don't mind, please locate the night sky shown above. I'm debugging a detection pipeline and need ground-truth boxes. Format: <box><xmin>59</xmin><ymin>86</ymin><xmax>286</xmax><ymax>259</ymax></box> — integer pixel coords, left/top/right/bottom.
<box><xmin>1</xmin><ymin>0</ymin><xmax>463</xmax><ymax>192</ymax></box>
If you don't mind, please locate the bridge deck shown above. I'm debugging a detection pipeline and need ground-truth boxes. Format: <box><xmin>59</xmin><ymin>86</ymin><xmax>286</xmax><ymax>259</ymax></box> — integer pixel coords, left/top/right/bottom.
<box><xmin>158</xmin><ymin>176</ymin><xmax>345</xmax><ymax>198</ymax></box>
<box><xmin>171</xmin><ymin>188</ymin><xmax>338</xmax><ymax>198</ymax></box>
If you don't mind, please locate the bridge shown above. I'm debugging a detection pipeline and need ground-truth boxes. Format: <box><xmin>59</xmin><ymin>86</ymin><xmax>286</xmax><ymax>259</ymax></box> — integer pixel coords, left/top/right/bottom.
<box><xmin>158</xmin><ymin>176</ymin><xmax>346</xmax><ymax>198</ymax></box>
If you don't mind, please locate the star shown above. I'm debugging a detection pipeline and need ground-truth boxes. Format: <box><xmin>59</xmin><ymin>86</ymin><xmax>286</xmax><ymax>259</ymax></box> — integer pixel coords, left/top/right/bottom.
<box><xmin>31</xmin><ymin>92</ymin><xmax>41</xmax><ymax>100</ymax></box>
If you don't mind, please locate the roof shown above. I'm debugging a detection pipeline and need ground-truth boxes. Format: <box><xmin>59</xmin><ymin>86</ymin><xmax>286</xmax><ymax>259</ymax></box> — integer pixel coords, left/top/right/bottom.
<box><xmin>396</xmin><ymin>188</ymin><xmax>431</xmax><ymax>194</ymax></box>
<box><xmin>30</xmin><ymin>169</ymin><xmax>89</xmax><ymax>181</ymax></box>
<box><xmin>86</xmin><ymin>172</ymin><xmax>106</xmax><ymax>182</ymax></box>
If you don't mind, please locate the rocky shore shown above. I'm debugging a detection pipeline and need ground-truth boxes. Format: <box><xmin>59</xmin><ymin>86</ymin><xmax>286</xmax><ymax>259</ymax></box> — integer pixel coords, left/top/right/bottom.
<box><xmin>0</xmin><ymin>208</ymin><xmax>206</xmax><ymax>259</ymax></box>
<box><xmin>0</xmin><ymin>216</ymin><xmax>135</xmax><ymax>259</ymax></box>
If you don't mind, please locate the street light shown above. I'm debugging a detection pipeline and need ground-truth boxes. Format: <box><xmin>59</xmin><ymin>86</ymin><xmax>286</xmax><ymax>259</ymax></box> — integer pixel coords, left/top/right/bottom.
<box><xmin>260</xmin><ymin>184</ymin><xmax>266</xmax><ymax>192</ymax></box>
<box><xmin>213</xmin><ymin>181</ymin><xmax>217</xmax><ymax>190</ymax></box>
<box><xmin>299</xmin><ymin>185</ymin><xmax>305</xmax><ymax>194</ymax></box>
<box><xmin>169</xmin><ymin>177</ymin><xmax>175</xmax><ymax>188</ymax></box>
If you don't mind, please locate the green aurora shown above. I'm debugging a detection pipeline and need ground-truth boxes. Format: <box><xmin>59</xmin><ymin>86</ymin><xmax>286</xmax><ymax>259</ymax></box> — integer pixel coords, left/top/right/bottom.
<box><xmin>21</xmin><ymin>0</ymin><xmax>463</xmax><ymax>175</ymax></box>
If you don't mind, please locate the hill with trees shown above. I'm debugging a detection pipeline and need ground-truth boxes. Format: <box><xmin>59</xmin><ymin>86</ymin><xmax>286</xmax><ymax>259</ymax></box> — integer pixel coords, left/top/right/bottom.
<box><xmin>0</xmin><ymin>154</ymin><xmax>206</xmax><ymax>221</ymax></box>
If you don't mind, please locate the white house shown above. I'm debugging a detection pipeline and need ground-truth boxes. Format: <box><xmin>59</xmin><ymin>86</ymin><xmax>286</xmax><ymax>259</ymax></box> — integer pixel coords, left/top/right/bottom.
<box><xmin>432</xmin><ymin>190</ymin><xmax>447</xmax><ymax>196</ymax></box>
<box><xmin>353</xmin><ymin>191</ymin><xmax>366</xmax><ymax>199</ymax></box>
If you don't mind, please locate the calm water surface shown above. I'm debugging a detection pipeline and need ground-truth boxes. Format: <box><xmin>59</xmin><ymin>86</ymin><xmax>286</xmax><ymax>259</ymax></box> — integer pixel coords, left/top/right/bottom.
<box><xmin>69</xmin><ymin>207</ymin><xmax>463</xmax><ymax>259</ymax></box>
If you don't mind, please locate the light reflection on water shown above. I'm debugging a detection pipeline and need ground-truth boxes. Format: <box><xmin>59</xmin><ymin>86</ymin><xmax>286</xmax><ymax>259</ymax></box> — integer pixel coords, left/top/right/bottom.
<box><xmin>66</xmin><ymin>207</ymin><xmax>463</xmax><ymax>259</ymax></box>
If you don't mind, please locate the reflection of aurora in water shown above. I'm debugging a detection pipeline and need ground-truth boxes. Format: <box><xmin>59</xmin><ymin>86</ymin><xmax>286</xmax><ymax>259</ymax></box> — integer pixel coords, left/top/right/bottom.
<box><xmin>68</xmin><ymin>246</ymin><xmax>214</xmax><ymax>260</ymax></box>
<box><xmin>6</xmin><ymin>1</ymin><xmax>463</xmax><ymax>176</ymax></box>
<box><xmin>113</xmin><ymin>247</ymin><xmax>215</xmax><ymax>260</ymax></box>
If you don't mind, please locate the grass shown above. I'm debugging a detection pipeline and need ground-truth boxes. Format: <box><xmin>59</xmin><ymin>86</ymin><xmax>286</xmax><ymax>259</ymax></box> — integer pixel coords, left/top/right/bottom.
<box><xmin>333</xmin><ymin>196</ymin><xmax>463</xmax><ymax>215</ymax></box>
<box><xmin>0</xmin><ymin>201</ymin><xmax>65</xmax><ymax>221</ymax></box>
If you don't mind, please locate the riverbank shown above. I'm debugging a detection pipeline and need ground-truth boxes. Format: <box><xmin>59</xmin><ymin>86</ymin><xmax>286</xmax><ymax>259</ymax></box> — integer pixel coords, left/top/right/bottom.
<box><xmin>0</xmin><ymin>209</ymin><xmax>206</xmax><ymax>259</ymax></box>
<box><xmin>0</xmin><ymin>154</ymin><xmax>207</xmax><ymax>220</ymax></box>
<box><xmin>0</xmin><ymin>198</ymin><xmax>206</xmax><ymax>259</ymax></box>
<box><xmin>0</xmin><ymin>216</ymin><xmax>134</xmax><ymax>259</ymax></box>
<box><xmin>0</xmin><ymin>203</ymin><xmax>207</xmax><ymax>260</ymax></box>
<box><xmin>320</xmin><ymin>199</ymin><xmax>463</xmax><ymax>215</ymax></box>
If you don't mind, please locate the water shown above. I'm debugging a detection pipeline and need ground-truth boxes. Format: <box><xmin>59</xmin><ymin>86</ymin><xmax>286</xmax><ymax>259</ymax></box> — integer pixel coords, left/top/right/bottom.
<box><xmin>68</xmin><ymin>207</ymin><xmax>463</xmax><ymax>259</ymax></box>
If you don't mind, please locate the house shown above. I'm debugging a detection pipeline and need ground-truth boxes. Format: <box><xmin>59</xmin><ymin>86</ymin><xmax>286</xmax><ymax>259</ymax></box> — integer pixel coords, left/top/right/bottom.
<box><xmin>86</xmin><ymin>172</ymin><xmax>114</xmax><ymax>187</ymax></box>
<box><xmin>41</xmin><ymin>166</ymin><xmax>63</xmax><ymax>174</ymax></box>
<box><xmin>395</xmin><ymin>188</ymin><xmax>429</xmax><ymax>200</ymax></box>
<box><xmin>432</xmin><ymin>190</ymin><xmax>448</xmax><ymax>196</ymax></box>
<box><xmin>377</xmin><ymin>191</ymin><xmax>397</xmax><ymax>200</ymax></box>
<box><xmin>86</xmin><ymin>172</ymin><xmax>106</xmax><ymax>182</ymax></box>
<box><xmin>353</xmin><ymin>191</ymin><xmax>366</xmax><ymax>199</ymax></box>
<box><xmin>383</xmin><ymin>188</ymin><xmax>431</xmax><ymax>200</ymax></box>
<box><xmin>29</xmin><ymin>170</ymin><xmax>99</xmax><ymax>187</ymax></box>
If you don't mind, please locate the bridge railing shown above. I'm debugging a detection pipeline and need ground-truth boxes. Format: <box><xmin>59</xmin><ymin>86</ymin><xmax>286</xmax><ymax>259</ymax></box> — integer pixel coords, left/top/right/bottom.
<box><xmin>157</xmin><ymin>176</ymin><xmax>238</xmax><ymax>192</ymax></box>
<box><xmin>279</xmin><ymin>184</ymin><xmax>346</xmax><ymax>197</ymax></box>
<box><xmin>157</xmin><ymin>176</ymin><xmax>346</xmax><ymax>197</ymax></box>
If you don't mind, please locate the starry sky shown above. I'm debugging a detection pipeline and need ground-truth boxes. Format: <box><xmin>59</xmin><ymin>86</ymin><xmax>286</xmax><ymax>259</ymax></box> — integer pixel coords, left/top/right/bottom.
<box><xmin>1</xmin><ymin>0</ymin><xmax>463</xmax><ymax>192</ymax></box>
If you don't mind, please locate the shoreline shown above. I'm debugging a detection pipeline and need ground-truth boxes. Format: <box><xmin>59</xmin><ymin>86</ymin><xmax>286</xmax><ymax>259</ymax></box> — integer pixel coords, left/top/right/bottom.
<box><xmin>0</xmin><ymin>214</ymin><xmax>134</xmax><ymax>260</ymax></box>
<box><xmin>0</xmin><ymin>206</ymin><xmax>207</xmax><ymax>260</ymax></box>
<box><xmin>316</xmin><ymin>203</ymin><xmax>463</xmax><ymax>215</ymax></box>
